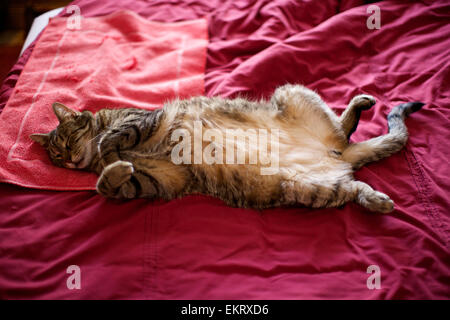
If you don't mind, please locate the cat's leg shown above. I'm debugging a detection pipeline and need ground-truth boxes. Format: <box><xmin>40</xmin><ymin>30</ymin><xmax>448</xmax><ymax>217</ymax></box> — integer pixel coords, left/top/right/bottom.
<box><xmin>342</xmin><ymin>102</ymin><xmax>424</xmax><ymax>169</ymax></box>
<box><xmin>97</xmin><ymin>124</ymin><xmax>142</xmax><ymax>167</ymax></box>
<box><xmin>281</xmin><ymin>174</ymin><xmax>353</xmax><ymax>209</ymax></box>
<box><xmin>352</xmin><ymin>181</ymin><xmax>394</xmax><ymax>213</ymax></box>
<box><xmin>339</xmin><ymin>94</ymin><xmax>376</xmax><ymax>139</ymax></box>
<box><xmin>271</xmin><ymin>84</ymin><xmax>340</xmax><ymax>124</ymax></box>
<box><xmin>96</xmin><ymin>160</ymin><xmax>162</xmax><ymax>199</ymax></box>
<box><xmin>271</xmin><ymin>84</ymin><xmax>348</xmax><ymax>142</ymax></box>
<box><xmin>96</xmin><ymin>158</ymin><xmax>189</xmax><ymax>200</ymax></box>
<box><xmin>280</xmin><ymin>174</ymin><xmax>394</xmax><ymax>213</ymax></box>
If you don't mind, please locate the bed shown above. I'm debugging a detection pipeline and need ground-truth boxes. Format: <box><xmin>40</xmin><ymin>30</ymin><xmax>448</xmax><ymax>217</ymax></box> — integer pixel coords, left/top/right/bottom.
<box><xmin>0</xmin><ymin>0</ymin><xmax>448</xmax><ymax>299</ymax></box>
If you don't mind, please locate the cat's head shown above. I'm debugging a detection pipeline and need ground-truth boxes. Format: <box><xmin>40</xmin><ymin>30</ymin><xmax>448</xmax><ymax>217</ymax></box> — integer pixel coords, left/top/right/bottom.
<box><xmin>30</xmin><ymin>102</ymin><xmax>96</xmax><ymax>169</ymax></box>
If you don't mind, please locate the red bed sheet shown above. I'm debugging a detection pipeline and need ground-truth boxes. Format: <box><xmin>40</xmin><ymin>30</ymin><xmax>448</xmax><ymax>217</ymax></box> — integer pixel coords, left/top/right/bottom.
<box><xmin>0</xmin><ymin>0</ymin><xmax>449</xmax><ymax>299</ymax></box>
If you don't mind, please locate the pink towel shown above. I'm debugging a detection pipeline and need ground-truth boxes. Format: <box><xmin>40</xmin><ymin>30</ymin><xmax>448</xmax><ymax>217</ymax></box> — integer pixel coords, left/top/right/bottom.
<box><xmin>0</xmin><ymin>11</ymin><xmax>207</xmax><ymax>190</ymax></box>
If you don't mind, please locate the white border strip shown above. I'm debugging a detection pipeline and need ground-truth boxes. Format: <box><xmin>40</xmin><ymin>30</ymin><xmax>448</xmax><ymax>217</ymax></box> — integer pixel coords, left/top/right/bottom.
<box><xmin>174</xmin><ymin>35</ymin><xmax>187</xmax><ymax>97</ymax></box>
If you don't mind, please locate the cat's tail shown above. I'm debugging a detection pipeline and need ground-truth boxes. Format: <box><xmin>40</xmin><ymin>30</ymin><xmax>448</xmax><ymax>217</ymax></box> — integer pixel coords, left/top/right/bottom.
<box><xmin>342</xmin><ymin>102</ymin><xmax>424</xmax><ymax>170</ymax></box>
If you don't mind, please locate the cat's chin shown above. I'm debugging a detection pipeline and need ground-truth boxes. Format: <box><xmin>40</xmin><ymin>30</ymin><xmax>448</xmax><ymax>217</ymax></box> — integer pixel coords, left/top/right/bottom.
<box><xmin>75</xmin><ymin>145</ymin><xmax>93</xmax><ymax>169</ymax></box>
<box><xmin>70</xmin><ymin>140</ymin><xmax>93</xmax><ymax>169</ymax></box>
<box><xmin>63</xmin><ymin>160</ymin><xmax>84</xmax><ymax>169</ymax></box>
<box><xmin>74</xmin><ymin>155</ymin><xmax>88</xmax><ymax>169</ymax></box>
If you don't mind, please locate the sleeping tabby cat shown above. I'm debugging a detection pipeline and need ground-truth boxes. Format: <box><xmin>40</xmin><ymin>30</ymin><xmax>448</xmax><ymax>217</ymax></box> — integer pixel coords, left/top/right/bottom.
<box><xmin>30</xmin><ymin>84</ymin><xmax>423</xmax><ymax>213</ymax></box>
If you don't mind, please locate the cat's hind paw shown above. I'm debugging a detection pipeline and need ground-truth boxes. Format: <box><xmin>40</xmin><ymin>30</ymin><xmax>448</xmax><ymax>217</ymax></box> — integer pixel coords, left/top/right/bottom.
<box><xmin>365</xmin><ymin>191</ymin><xmax>394</xmax><ymax>214</ymax></box>
<box><xmin>350</xmin><ymin>94</ymin><xmax>376</xmax><ymax>110</ymax></box>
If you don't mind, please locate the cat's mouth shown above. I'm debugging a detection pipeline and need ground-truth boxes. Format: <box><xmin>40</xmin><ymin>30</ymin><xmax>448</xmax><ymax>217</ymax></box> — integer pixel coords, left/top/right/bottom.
<box><xmin>63</xmin><ymin>157</ymin><xmax>89</xmax><ymax>169</ymax></box>
<box><xmin>63</xmin><ymin>161</ymin><xmax>77</xmax><ymax>169</ymax></box>
<box><xmin>64</xmin><ymin>156</ymin><xmax>89</xmax><ymax>169</ymax></box>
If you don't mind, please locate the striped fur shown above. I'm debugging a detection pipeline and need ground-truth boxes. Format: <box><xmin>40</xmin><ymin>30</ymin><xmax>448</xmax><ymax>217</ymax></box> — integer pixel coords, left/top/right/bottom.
<box><xmin>30</xmin><ymin>85</ymin><xmax>423</xmax><ymax>213</ymax></box>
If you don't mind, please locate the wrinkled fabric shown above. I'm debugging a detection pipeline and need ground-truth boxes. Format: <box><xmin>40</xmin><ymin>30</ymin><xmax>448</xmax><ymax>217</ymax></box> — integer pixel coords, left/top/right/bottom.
<box><xmin>0</xmin><ymin>0</ymin><xmax>449</xmax><ymax>299</ymax></box>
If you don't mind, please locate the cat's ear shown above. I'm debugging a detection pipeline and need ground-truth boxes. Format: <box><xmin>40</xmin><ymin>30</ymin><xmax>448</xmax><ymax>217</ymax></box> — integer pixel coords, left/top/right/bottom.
<box><xmin>52</xmin><ymin>102</ymin><xmax>79</xmax><ymax>122</ymax></box>
<box><xmin>30</xmin><ymin>133</ymin><xmax>50</xmax><ymax>147</ymax></box>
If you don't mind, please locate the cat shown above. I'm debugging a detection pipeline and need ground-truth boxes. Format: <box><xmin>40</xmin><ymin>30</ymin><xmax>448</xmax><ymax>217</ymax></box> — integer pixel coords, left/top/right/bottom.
<box><xmin>30</xmin><ymin>84</ymin><xmax>423</xmax><ymax>213</ymax></box>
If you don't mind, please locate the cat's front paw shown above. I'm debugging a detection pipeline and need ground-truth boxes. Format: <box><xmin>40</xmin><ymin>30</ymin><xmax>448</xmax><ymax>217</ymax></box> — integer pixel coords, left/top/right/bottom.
<box><xmin>96</xmin><ymin>161</ymin><xmax>134</xmax><ymax>198</ymax></box>
<box><xmin>351</xmin><ymin>94</ymin><xmax>376</xmax><ymax>110</ymax></box>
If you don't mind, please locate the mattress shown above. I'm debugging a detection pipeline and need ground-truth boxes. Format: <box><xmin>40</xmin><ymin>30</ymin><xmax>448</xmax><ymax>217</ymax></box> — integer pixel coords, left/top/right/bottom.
<box><xmin>0</xmin><ymin>0</ymin><xmax>448</xmax><ymax>299</ymax></box>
